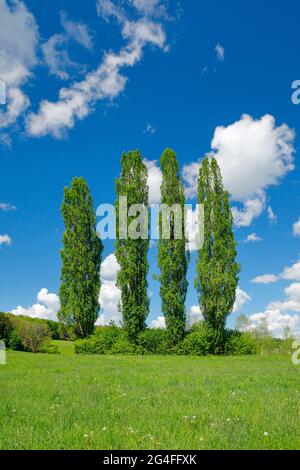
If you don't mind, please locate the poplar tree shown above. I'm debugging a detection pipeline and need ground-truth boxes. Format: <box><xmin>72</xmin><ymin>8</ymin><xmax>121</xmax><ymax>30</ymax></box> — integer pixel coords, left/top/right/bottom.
<box><xmin>196</xmin><ymin>156</ymin><xmax>240</xmax><ymax>353</ymax></box>
<box><xmin>59</xmin><ymin>177</ymin><xmax>102</xmax><ymax>338</ymax></box>
<box><xmin>115</xmin><ymin>150</ymin><xmax>149</xmax><ymax>341</ymax></box>
<box><xmin>158</xmin><ymin>148</ymin><xmax>189</xmax><ymax>344</ymax></box>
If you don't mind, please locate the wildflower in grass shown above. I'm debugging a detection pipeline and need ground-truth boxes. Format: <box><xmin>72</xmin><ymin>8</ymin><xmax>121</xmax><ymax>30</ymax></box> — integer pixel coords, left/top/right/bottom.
<box><xmin>102</xmin><ymin>427</ymin><xmax>107</xmax><ymax>431</ymax></box>
<box><xmin>263</xmin><ymin>432</ymin><xmax>269</xmax><ymax>437</ymax></box>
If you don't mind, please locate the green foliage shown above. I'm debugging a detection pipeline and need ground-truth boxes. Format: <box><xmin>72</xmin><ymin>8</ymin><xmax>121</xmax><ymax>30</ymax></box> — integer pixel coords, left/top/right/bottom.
<box><xmin>225</xmin><ymin>330</ymin><xmax>259</xmax><ymax>355</ymax></box>
<box><xmin>157</xmin><ymin>148</ymin><xmax>189</xmax><ymax>344</ymax></box>
<box><xmin>74</xmin><ymin>325</ymin><xmax>122</xmax><ymax>355</ymax></box>
<box><xmin>39</xmin><ymin>341</ymin><xmax>60</xmax><ymax>354</ymax></box>
<box><xmin>59</xmin><ymin>177</ymin><xmax>103</xmax><ymax>338</ymax></box>
<box><xmin>115</xmin><ymin>151</ymin><xmax>149</xmax><ymax>341</ymax></box>
<box><xmin>196</xmin><ymin>157</ymin><xmax>240</xmax><ymax>353</ymax></box>
<box><xmin>110</xmin><ymin>332</ymin><xmax>135</xmax><ymax>354</ymax></box>
<box><xmin>178</xmin><ymin>324</ymin><xmax>215</xmax><ymax>356</ymax></box>
<box><xmin>136</xmin><ymin>328</ymin><xmax>169</xmax><ymax>354</ymax></box>
<box><xmin>0</xmin><ymin>313</ymin><xmax>13</xmax><ymax>346</ymax></box>
<box><xmin>9</xmin><ymin>329</ymin><xmax>23</xmax><ymax>351</ymax></box>
<box><xmin>16</xmin><ymin>321</ymin><xmax>51</xmax><ymax>354</ymax></box>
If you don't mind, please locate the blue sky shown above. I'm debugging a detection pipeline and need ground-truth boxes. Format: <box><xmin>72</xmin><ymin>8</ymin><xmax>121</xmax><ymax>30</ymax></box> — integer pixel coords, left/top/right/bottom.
<box><xmin>1</xmin><ymin>0</ymin><xmax>300</xmax><ymax>336</ymax></box>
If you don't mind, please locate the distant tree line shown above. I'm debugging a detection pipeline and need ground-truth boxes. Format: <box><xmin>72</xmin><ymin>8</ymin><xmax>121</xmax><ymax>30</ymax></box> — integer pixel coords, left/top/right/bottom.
<box><xmin>57</xmin><ymin>148</ymin><xmax>239</xmax><ymax>354</ymax></box>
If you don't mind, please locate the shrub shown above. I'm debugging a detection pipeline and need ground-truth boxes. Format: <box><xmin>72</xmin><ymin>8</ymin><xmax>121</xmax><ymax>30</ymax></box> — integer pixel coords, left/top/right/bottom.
<box><xmin>39</xmin><ymin>341</ymin><xmax>60</xmax><ymax>354</ymax></box>
<box><xmin>137</xmin><ymin>328</ymin><xmax>169</xmax><ymax>354</ymax></box>
<box><xmin>75</xmin><ymin>325</ymin><xmax>122</xmax><ymax>355</ymax></box>
<box><xmin>110</xmin><ymin>333</ymin><xmax>135</xmax><ymax>354</ymax></box>
<box><xmin>0</xmin><ymin>313</ymin><xmax>13</xmax><ymax>346</ymax></box>
<box><xmin>225</xmin><ymin>331</ymin><xmax>258</xmax><ymax>355</ymax></box>
<box><xmin>179</xmin><ymin>324</ymin><xmax>215</xmax><ymax>356</ymax></box>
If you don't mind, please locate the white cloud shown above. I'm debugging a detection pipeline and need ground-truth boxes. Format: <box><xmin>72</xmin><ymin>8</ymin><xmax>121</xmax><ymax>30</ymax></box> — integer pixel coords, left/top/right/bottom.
<box><xmin>149</xmin><ymin>315</ymin><xmax>166</xmax><ymax>328</ymax></box>
<box><xmin>130</xmin><ymin>0</ymin><xmax>168</xmax><ymax>18</ymax></box>
<box><xmin>0</xmin><ymin>0</ymin><xmax>38</xmax><ymax>133</ymax></box>
<box><xmin>243</xmin><ymin>233</ymin><xmax>262</xmax><ymax>243</ymax></box>
<box><xmin>0</xmin><ymin>202</ymin><xmax>16</xmax><ymax>211</ymax></box>
<box><xmin>144</xmin><ymin>159</ymin><xmax>162</xmax><ymax>204</ymax></box>
<box><xmin>11</xmin><ymin>288</ymin><xmax>60</xmax><ymax>321</ymax></box>
<box><xmin>42</xmin><ymin>12</ymin><xmax>94</xmax><ymax>80</ymax></box>
<box><xmin>281</xmin><ymin>260</ymin><xmax>300</xmax><ymax>282</ymax></box>
<box><xmin>293</xmin><ymin>218</ymin><xmax>300</xmax><ymax>237</ymax></box>
<box><xmin>251</xmin><ymin>274</ymin><xmax>279</xmax><ymax>284</ymax></box>
<box><xmin>42</xmin><ymin>34</ymin><xmax>79</xmax><ymax>80</ymax></box>
<box><xmin>249</xmin><ymin>308</ymin><xmax>300</xmax><ymax>338</ymax></box>
<box><xmin>100</xmin><ymin>253</ymin><xmax>120</xmax><ymax>282</ymax></box>
<box><xmin>60</xmin><ymin>11</ymin><xmax>94</xmax><ymax>50</ymax></box>
<box><xmin>248</xmin><ymin>282</ymin><xmax>300</xmax><ymax>338</ymax></box>
<box><xmin>0</xmin><ymin>234</ymin><xmax>12</xmax><ymax>246</ymax></box>
<box><xmin>233</xmin><ymin>287</ymin><xmax>251</xmax><ymax>313</ymax></box>
<box><xmin>183</xmin><ymin>115</ymin><xmax>295</xmax><ymax>227</ymax></box>
<box><xmin>27</xmin><ymin>1</ymin><xmax>168</xmax><ymax>138</ymax></box>
<box><xmin>97</xmin><ymin>253</ymin><xmax>122</xmax><ymax>326</ymax></box>
<box><xmin>267</xmin><ymin>206</ymin><xmax>277</xmax><ymax>223</ymax></box>
<box><xmin>215</xmin><ymin>43</ymin><xmax>225</xmax><ymax>61</ymax></box>
<box><xmin>252</xmin><ymin>257</ymin><xmax>300</xmax><ymax>285</ymax></box>
<box><xmin>187</xmin><ymin>305</ymin><xmax>203</xmax><ymax>326</ymax></box>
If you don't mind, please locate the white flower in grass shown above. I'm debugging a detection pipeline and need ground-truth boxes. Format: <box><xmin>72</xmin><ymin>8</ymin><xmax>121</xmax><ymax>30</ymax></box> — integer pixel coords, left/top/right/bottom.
<box><xmin>263</xmin><ymin>432</ymin><xmax>269</xmax><ymax>437</ymax></box>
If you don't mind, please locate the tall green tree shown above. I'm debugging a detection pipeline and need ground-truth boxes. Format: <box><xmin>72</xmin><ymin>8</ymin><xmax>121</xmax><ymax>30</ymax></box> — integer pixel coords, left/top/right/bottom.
<box><xmin>196</xmin><ymin>156</ymin><xmax>240</xmax><ymax>352</ymax></box>
<box><xmin>158</xmin><ymin>148</ymin><xmax>189</xmax><ymax>344</ymax></box>
<box><xmin>59</xmin><ymin>177</ymin><xmax>103</xmax><ymax>338</ymax></box>
<box><xmin>115</xmin><ymin>150</ymin><xmax>149</xmax><ymax>341</ymax></box>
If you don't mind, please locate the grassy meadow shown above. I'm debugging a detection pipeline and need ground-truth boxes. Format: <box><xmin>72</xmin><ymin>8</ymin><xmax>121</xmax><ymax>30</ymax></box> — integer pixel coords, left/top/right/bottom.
<box><xmin>0</xmin><ymin>350</ymin><xmax>299</xmax><ymax>450</ymax></box>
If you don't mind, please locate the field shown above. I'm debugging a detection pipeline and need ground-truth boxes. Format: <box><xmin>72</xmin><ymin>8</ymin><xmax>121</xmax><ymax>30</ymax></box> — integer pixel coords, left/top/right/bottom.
<box><xmin>0</xmin><ymin>350</ymin><xmax>299</xmax><ymax>450</ymax></box>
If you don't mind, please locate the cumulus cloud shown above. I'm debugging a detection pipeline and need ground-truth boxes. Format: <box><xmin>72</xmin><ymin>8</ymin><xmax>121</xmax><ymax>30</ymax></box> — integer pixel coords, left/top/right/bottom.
<box><xmin>27</xmin><ymin>0</ymin><xmax>168</xmax><ymax>138</ymax></box>
<box><xmin>243</xmin><ymin>233</ymin><xmax>262</xmax><ymax>243</ymax></box>
<box><xmin>251</xmin><ymin>274</ymin><xmax>279</xmax><ymax>284</ymax></box>
<box><xmin>144</xmin><ymin>159</ymin><xmax>162</xmax><ymax>204</ymax></box>
<box><xmin>187</xmin><ymin>305</ymin><xmax>203</xmax><ymax>326</ymax></box>
<box><xmin>248</xmin><ymin>280</ymin><xmax>300</xmax><ymax>337</ymax></box>
<box><xmin>252</xmin><ymin>257</ymin><xmax>300</xmax><ymax>285</ymax></box>
<box><xmin>11</xmin><ymin>288</ymin><xmax>60</xmax><ymax>321</ymax></box>
<box><xmin>183</xmin><ymin>115</ymin><xmax>295</xmax><ymax>227</ymax></box>
<box><xmin>0</xmin><ymin>0</ymin><xmax>38</xmax><ymax>134</ymax></box>
<box><xmin>293</xmin><ymin>218</ymin><xmax>300</xmax><ymax>237</ymax></box>
<box><xmin>233</xmin><ymin>287</ymin><xmax>251</xmax><ymax>313</ymax></box>
<box><xmin>281</xmin><ymin>260</ymin><xmax>300</xmax><ymax>282</ymax></box>
<box><xmin>249</xmin><ymin>309</ymin><xmax>300</xmax><ymax>338</ymax></box>
<box><xmin>149</xmin><ymin>315</ymin><xmax>166</xmax><ymax>328</ymax></box>
<box><xmin>215</xmin><ymin>43</ymin><xmax>225</xmax><ymax>61</ymax></box>
<box><xmin>0</xmin><ymin>234</ymin><xmax>12</xmax><ymax>246</ymax></box>
<box><xmin>97</xmin><ymin>253</ymin><xmax>122</xmax><ymax>326</ymax></box>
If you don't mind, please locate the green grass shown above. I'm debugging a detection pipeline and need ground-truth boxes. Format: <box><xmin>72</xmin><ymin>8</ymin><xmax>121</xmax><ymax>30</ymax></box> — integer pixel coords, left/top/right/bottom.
<box><xmin>0</xmin><ymin>351</ymin><xmax>299</xmax><ymax>450</ymax></box>
<box><xmin>52</xmin><ymin>340</ymin><xmax>75</xmax><ymax>356</ymax></box>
